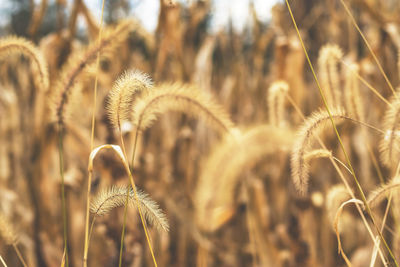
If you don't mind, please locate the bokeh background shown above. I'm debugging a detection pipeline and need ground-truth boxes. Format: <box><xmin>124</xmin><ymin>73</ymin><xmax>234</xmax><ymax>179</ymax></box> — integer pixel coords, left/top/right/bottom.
<box><xmin>1</xmin><ymin>0</ymin><xmax>400</xmax><ymax>266</ymax></box>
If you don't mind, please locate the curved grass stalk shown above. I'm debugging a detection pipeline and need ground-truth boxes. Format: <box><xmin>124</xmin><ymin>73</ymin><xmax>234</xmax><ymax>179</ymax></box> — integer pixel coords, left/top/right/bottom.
<box><xmin>333</xmin><ymin>198</ymin><xmax>364</xmax><ymax>266</ymax></box>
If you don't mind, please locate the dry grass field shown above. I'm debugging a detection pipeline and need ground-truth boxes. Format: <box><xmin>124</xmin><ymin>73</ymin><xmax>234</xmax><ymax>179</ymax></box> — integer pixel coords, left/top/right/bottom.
<box><xmin>1</xmin><ymin>0</ymin><xmax>400</xmax><ymax>266</ymax></box>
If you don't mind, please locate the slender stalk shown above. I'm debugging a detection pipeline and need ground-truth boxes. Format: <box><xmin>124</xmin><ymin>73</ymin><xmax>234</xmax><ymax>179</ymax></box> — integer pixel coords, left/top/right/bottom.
<box><xmin>83</xmin><ymin>0</ymin><xmax>105</xmax><ymax>265</ymax></box>
<box><xmin>118</xmin><ymin>129</ymin><xmax>158</xmax><ymax>267</ymax></box>
<box><xmin>118</xmin><ymin>133</ymin><xmax>129</xmax><ymax>267</ymax></box>
<box><xmin>130</xmin><ymin>128</ymin><xmax>140</xmax><ymax>170</ymax></box>
<box><xmin>341</xmin><ymin>116</ymin><xmax>385</xmax><ymax>134</ymax></box>
<box><xmin>340</xmin><ymin>59</ymin><xmax>392</xmax><ymax>107</ymax></box>
<box><xmin>88</xmin><ymin>217</ymin><xmax>96</xmax><ymax>246</ymax></box>
<box><xmin>58</xmin><ymin>123</ymin><xmax>69</xmax><ymax>267</ymax></box>
<box><xmin>285</xmin><ymin>1</ymin><xmax>398</xmax><ymax>265</ymax></box>
<box><xmin>119</xmin><ymin>187</ymin><xmax>130</xmax><ymax>267</ymax></box>
<box><xmin>12</xmin><ymin>244</ymin><xmax>27</xmax><ymax>267</ymax></box>
<box><xmin>332</xmin><ymin>156</ymin><xmax>352</xmax><ymax>175</ymax></box>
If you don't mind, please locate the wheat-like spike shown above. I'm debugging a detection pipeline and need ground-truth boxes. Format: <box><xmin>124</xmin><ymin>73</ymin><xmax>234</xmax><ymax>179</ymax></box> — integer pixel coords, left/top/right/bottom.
<box><xmin>318</xmin><ymin>44</ymin><xmax>343</xmax><ymax>107</ymax></box>
<box><xmin>304</xmin><ymin>149</ymin><xmax>332</xmax><ymax>162</ymax></box>
<box><xmin>52</xmin><ymin>19</ymin><xmax>136</xmax><ymax>125</ymax></box>
<box><xmin>344</xmin><ymin>62</ymin><xmax>365</xmax><ymax>122</ymax></box>
<box><xmin>132</xmin><ymin>82</ymin><xmax>234</xmax><ymax>134</ymax></box>
<box><xmin>90</xmin><ymin>185</ymin><xmax>169</xmax><ymax>232</ymax></box>
<box><xmin>368</xmin><ymin>176</ymin><xmax>400</xmax><ymax>208</ymax></box>
<box><xmin>267</xmin><ymin>80</ymin><xmax>289</xmax><ymax>127</ymax></box>
<box><xmin>379</xmin><ymin>90</ymin><xmax>400</xmax><ymax>167</ymax></box>
<box><xmin>195</xmin><ymin>125</ymin><xmax>293</xmax><ymax>232</ymax></box>
<box><xmin>0</xmin><ymin>36</ymin><xmax>49</xmax><ymax>91</ymax></box>
<box><xmin>291</xmin><ymin>108</ymin><xmax>346</xmax><ymax>194</ymax></box>
<box><xmin>106</xmin><ymin>70</ymin><xmax>153</xmax><ymax>129</ymax></box>
<box><xmin>0</xmin><ymin>214</ymin><xmax>17</xmax><ymax>245</ymax></box>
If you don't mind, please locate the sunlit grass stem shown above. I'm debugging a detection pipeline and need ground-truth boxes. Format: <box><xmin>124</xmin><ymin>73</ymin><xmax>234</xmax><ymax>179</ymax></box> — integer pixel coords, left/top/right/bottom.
<box><xmin>83</xmin><ymin>0</ymin><xmax>105</xmax><ymax>266</ymax></box>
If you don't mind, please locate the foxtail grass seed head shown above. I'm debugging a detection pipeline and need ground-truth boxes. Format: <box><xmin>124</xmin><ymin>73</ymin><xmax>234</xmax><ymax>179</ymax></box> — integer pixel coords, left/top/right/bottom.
<box><xmin>132</xmin><ymin>82</ymin><xmax>234</xmax><ymax>134</ymax></box>
<box><xmin>106</xmin><ymin>70</ymin><xmax>153</xmax><ymax>130</ymax></box>
<box><xmin>91</xmin><ymin>185</ymin><xmax>169</xmax><ymax>232</ymax></box>
<box><xmin>291</xmin><ymin>108</ymin><xmax>345</xmax><ymax>194</ymax></box>
<box><xmin>380</xmin><ymin>90</ymin><xmax>400</xmax><ymax>167</ymax></box>
<box><xmin>52</xmin><ymin>19</ymin><xmax>136</xmax><ymax>126</ymax></box>
<box><xmin>318</xmin><ymin>44</ymin><xmax>343</xmax><ymax>108</ymax></box>
<box><xmin>0</xmin><ymin>36</ymin><xmax>49</xmax><ymax>91</ymax></box>
<box><xmin>268</xmin><ymin>80</ymin><xmax>289</xmax><ymax>127</ymax></box>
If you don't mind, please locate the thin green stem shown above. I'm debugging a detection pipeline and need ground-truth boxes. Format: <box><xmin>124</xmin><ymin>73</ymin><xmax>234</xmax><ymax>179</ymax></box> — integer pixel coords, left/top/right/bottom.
<box><xmin>119</xmin><ymin>187</ymin><xmax>130</xmax><ymax>267</ymax></box>
<box><xmin>58</xmin><ymin>123</ymin><xmax>69</xmax><ymax>267</ymax></box>
<box><xmin>285</xmin><ymin>1</ymin><xmax>398</xmax><ymax>265</ymax></box>
<box><xmin>88</xmin><ymin>217</ymin><xmax>96</xmax><ymax>246</ymax></box>
<box><xmin>118</xmin><ymin>128</ymin><xmax>158</xmax><ymax>267</ymax></box>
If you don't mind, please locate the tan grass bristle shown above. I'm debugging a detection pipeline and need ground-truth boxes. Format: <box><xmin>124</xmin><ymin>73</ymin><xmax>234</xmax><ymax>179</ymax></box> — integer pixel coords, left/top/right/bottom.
<box><xmin>379</xmin><ymin>89</ymin><xmax>400</xmax><ymax>167</ymax></box>
<box><xmin>267</xmin><ymin>80</ymin><xmax>289</xmax><ymax>127</ymax></box>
